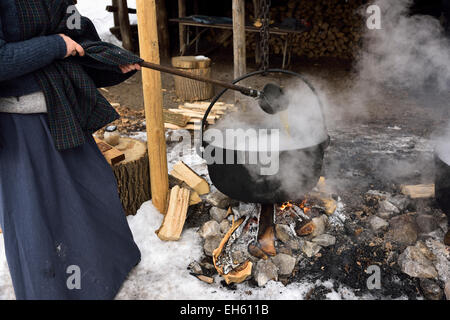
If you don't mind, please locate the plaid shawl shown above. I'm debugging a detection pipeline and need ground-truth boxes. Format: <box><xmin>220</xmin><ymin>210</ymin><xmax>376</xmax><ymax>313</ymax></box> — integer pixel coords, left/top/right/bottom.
<box><xmin>15</xmin><ymin>0</ymin><xmax>143</xmax><ymax>150</ymax></box>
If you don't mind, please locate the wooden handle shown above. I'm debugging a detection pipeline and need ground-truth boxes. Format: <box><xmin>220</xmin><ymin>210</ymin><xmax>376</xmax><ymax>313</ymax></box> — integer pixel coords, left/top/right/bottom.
<box><xmin>140</xmin><ymin>61</ymin><xmax>260</xmax><ymax>98</ymax></box>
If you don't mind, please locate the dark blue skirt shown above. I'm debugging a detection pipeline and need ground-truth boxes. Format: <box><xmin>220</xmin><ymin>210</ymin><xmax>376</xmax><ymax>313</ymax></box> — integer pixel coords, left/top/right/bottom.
<box><xmin>0</xmin><ymin>113</ymin><xmax>141</xmax><ymax>300</ymax></box>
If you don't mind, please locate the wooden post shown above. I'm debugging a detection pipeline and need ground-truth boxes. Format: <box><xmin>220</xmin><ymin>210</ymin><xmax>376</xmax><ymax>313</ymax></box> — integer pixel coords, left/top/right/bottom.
<box><xmin>111</xmin><ymin>0</ymin><xmax>120</xmax><ymax>28</ymax></box>
<box><xmin>232</xmin><ymin>0</ymin><xmax>246</xmax><ymax>102</ymax></box>
<box><xmin>155</xmin><ymin>0</ymin><xmax>170</xmax><ymax>59</ymax></box>
<box><xmin>178</xmin><ymin>0</ymin><xmax>187</xmax><ymax>55</ymax></box>
<box><xmin>118</xmin><ymin>0</ymin><xmax>134</xmax><ymax>51</ymax></box>
<box><xmin>136</xmin><ymin>0</ymin><xmax>169</xmax><ymax>214</ymax></box>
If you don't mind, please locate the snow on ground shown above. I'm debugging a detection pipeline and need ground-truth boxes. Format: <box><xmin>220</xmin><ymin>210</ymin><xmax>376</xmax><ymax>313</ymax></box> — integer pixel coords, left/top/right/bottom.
<box><xmin>117</xmin><ymin>201</ymin><xmax>371</xmax><ymax>300</ymax></box>
<box><xmin>75</xmin><ymin>0</ymin><xmax>137</xmax><ymax>46</ymax></box>
<box><xmin>0</xmin><ymin>201</ymin><xmax>371</xmax><ymax>300</ymax></box>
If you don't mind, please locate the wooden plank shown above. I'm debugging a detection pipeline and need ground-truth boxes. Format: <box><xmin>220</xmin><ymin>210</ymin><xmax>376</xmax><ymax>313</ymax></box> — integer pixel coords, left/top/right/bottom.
<box><xmin>136</xmin><ymin>0</ymin><xmax>169</xmax><ymax>214</ymax></box>
<box><xmin>156</xmin><ymin>186</ymin><xmax>190</xmax><ymax>241</ymax></box>
<box><xmin>401</xmin><ymin>184</ymin><xmax>435</xmax><ymax>199</ymax></box>
<box><xmin>170</xmin><ymin>161</ymin><xmax>210</xmax><ymax>195</ymax></box>
<box><xmin>163</xmin><ymin>110</ymin><xmax>190</xmax><ymax>127</ymax></box>
<box><xmin>94</xmin><ymin>137</ymin><xmax>126</xmax><ymax>165</ymax></box>
<box><xmin>118</xmin><ymin>0</ymin><xmax>134</xmax><ymax>51</ymax></box>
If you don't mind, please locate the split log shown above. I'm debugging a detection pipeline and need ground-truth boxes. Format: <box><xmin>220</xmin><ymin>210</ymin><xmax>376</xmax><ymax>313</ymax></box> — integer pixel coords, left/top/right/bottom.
<box><xmin>169</xmin><ymin>174</ymin><xmax>202</xmax><ymax>206</ymax></box>
<box><xmin>170</xmin><ymin>161</ymin><xmax>210</xmax><ymax>195</ymax></box>
<box><xmin>401</xmin><ymin>184</ymin><xmax>435</xmax><ymax>199</ymax></box>
<box><xmin>156</xmin><ymin>185</ymin><xmax>190</xmax><ymax>241</ymax></box>
<box><xmin>94</xmin><ymin>137</ymin><xmax>125</xmax><ymax>165</ymax></box>
<box><xmin>112</xmin><ymin>137</ymin><xmax>151</xmax><ymax>216</ymax></box>
<box><xmin>163</xmin><ymin>110</ymin><xmax>190</xmax><ymax>127</ymax></box>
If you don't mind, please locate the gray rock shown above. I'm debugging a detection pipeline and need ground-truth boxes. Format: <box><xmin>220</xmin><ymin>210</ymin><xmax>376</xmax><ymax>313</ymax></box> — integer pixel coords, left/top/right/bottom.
<box><xmin>275</xmin><ymin>224</ymin><xmax>295</xmax><ymax>244</ymax></box>
<box><xmin>219</xmin><ymin>220</ymin><xmax>231</xmax><ymax>234</ymax></box>
<box><xmin>312</xmin><ymin>234</ymin><xmax>336</xmax><ymax>247</ymax></box>
<box><xmin>378</xmin><ymin>200</ymin><xmax>400</xmax><ymax>218</ymax></box>
<box><xmin>311</xmin><ymin>215</ymin><xmax>328</xmax><ymax>237</ymax></box>
<box><xmin>424</xmin><ymin>239</ymin><xmax>450</xmax><ymax>283</ymax></box>
<box><xmin>416</xmin><ymin>214</ymin><xmax>439</xmax><ymax>234</ymax></box>
<box><xmin>203</xmin><ymin>235</ymin><xmax>222</xmax><ymax>257</ymax></box>
<box><xmin>206</xmin><ymin>189</ymin><xmax>234</xmax><ymax>209</ymax></box>
<box><xmin>445</xmin><ymin>282</ymin><xmax>450</xmax><ymax>300</ymax></box>
<box><xmin>419</xmin><ymin>279</ymin><xmax>443</xmax><ymax>300</ymax></box>
<box><xmin>199</xmin><ymin>220</ymin><xmax>220</xmax><ymax>239</ymax></box>
<box><xmin>388</xmin><ymin>195</ymin><xmax>409</xmax><ymax>211</ymax></box>
<box><xmin>386</xmin><ymin>214</ymin><xmax>418</xmax><ymax>246</ymax></box>
<box><xmin>188</xmin><ymin>261</ymin><xmax>203</xmax><ymax>275</ymax></box>
<box><xmin>254</xmin><ymin>260</ymin><xmax>278</xmax><ymax>287</ymax></box>
<box><xmin>287</xmin><ymin>239</ymin><xmax>302</xmax><ymax>251</ymax></box>
<box><xmin>271</xmin><ymin>253</ymin><xmax>296</xmax><ymax>275</ymax></box>
<box><xmin>210</xmin><ymin>207</ymin><xmax>229</xmax><ymax>223</ymax></box>
<box><xmin>301</xmin><ymin>241</ymin><xmax>322</xmax><ymax>258</ymax></box>
<box><xmin>398</xmin><ymin>246</ymin><xmax>438</xmax><ymax>279</ymax></box>
<box><xmin>370</xmin><ymin>216</ymin><xmax>389</xmax><ymax>232</ymax></box>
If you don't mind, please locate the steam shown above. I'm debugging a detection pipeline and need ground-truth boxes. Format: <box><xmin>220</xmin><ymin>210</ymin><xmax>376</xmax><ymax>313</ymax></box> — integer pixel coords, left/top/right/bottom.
<box><xmin>358</xmin><ymin>0</ymin><xmax>450</xmax><ymax>93</ymax></box>
<box><xmin>203</xmin><ymin>0</ymin><xmax>450</xmax><ymax>199</ymax></box>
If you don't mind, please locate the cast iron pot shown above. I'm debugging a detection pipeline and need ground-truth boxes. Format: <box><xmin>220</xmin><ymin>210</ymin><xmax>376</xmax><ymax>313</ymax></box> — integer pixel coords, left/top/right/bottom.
<box><xmin>435</xmin><ymin>152</ymin><xmax>450</xmax><ymax>225</ymax></box>
<box><xmin>198</xmin><ymin>69</ymin><xmax>330</xmax><ymax>203</ymax></box>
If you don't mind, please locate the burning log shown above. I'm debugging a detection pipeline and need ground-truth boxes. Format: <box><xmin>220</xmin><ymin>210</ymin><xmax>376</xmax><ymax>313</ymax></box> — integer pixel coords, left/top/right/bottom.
<box><xmin>170</xmin><ymin>161</ymin><xmax>210</xmax><ymax>195</ymax></box>
<box><xmin>156</xmin><ymin>185</ymin><xmax>190</xmax><ymax>241</ymax></box>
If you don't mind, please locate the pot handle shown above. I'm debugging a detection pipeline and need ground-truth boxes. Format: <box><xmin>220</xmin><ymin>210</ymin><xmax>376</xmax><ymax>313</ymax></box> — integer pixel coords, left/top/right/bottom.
<box><xmin>197</xmin><ymin>69</ymin><xmax>328</xmax><ymax>156</ymax></box>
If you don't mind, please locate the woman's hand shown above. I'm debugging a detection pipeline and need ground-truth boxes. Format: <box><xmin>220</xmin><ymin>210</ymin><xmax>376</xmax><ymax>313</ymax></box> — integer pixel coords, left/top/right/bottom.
<box><xmin>119</xmin><ymin>64</ymin><xmax>141</xmax><ymax>73</ymax></box>
<box><xmin>58</xmin><ymin>34</ymin><xmax>85</xmax><ymax>58</ymax></box>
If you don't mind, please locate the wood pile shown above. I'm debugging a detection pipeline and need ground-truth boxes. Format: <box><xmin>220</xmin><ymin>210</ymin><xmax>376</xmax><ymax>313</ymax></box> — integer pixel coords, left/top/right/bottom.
<box><xmin>249</xmin><ymin>0</ymin><xmax>365</xmax><ymax>59</ymax></box>
<box><xmin>205</xmin><ymin>0</ymin><xmax>365</xmax><ymax>60</ymax></box>
<box><xmin>156</xmin><ymin>161</ymin><xmax>210</xmax><ymax>241</ymax></box>
<box><xmin>164</xmin><ymin>101</ymin><xmax>236</xmax><ymax>130</ymax></box>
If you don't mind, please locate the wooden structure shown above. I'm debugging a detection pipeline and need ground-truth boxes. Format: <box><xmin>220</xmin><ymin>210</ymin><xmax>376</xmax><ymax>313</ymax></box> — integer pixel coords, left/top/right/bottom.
<box><xmin>136</xmin><ymin>0</ymin><xmax>169</xmax><ymax>214</ymax></box>
<box><xmin>171</xmin><ymin>56</ymin><xmax>214</xmax><ymax>101</ymax></box>
<box><xmin>132</xmin><ymin>0</ymin><xmax>263</xmax><ymax>214</ymax></box>
<box><xmin>169</xmin><ymin>19</ymin><xmax>305</xmax><ymax>69</ymax></box>
<box><xmin>109</xmin><ymin>0</ymin><xmax>170</xmax><ymax>57</ymax></box>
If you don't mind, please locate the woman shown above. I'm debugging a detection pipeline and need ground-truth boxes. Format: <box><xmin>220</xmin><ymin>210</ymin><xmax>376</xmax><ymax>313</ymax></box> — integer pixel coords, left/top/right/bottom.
<box><xmin>0</xmin><ymin>0</ymin><xmax>142</xmax><ymax>299</ymax></box>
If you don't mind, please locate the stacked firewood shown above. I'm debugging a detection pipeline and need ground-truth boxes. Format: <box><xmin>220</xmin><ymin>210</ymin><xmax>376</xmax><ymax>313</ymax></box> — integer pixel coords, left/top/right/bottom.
<box><xmin>248</xmin><ymin>0</ymin><xmax>365</xmax><ymax>60</ymax></box>
<box><xmin>205</xmin><ymin>0</ymin><xmax>365</xmax><ymax>60</ymax></box>
<box><xmin>164</xmin><ymin>102</ymin><xmax>236</xmax><ymax>131</ymax></box>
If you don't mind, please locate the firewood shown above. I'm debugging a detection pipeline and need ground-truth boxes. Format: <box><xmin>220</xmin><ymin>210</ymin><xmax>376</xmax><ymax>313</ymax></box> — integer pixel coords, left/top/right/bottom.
<box><xmin>401</xmin><ymin>184</ymin><xmax>435</xmax><ymax>199</ymax></box>
<box><xmin>170</xmin><ymin>161</ymin><xmax>210</xmax><ymax>195</ymax></box>
<box><xmin>195</xmin><ymin>275</ymin><xmax>214</xmax><ymax>284</ymax></box>
<box><xmin>169</xmin><ymin>174</ymin><xmax>202</xmax><ymax>206</ymax></box>
<box><xmin>163</xmin><ymin>109</ymin><xmax>190</xmax><ymax>127</ymax></box>
<box><xmin>94</xmin><ymin>137</ymin><xmax>125</xmax><ymax>165</ymax></box>
<box><xmin>164</xmin><ymin>123</ymin><xmax>198</xmax><ymax>131</ymax></box>
<box><xmin>156</xmin><ymin>185</ymin><xmax>190</xmax><ymax>241</ymax></box>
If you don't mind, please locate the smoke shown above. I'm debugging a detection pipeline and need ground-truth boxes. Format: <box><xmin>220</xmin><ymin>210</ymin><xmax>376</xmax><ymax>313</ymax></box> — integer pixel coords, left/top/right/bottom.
<box><xmin>203</xmin><ymin>0</ymin><xmax>450</xmax><ymax>200</ymax></box>
<box><xmin>358</xmin><ymin>0</ymin><xmax>450</xmax><ymax>92</ymax></box>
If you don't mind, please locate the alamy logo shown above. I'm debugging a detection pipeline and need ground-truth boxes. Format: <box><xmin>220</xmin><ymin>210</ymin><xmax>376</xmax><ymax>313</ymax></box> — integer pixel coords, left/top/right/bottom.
<box><xmin>366</xmin><ymin>5</ymin><xmax>382</xmax><ymax>30</ymax></box>
<box><xmin>66</xmin><ymin>5</ymin><xmax>81</xmax><ymax>30</ymax></box>
<box><xmin>66</xmin><ymin>265</ymin><xmax>81</xmax><ymax>290</ymax></box>
<box><xmin>366</xmin><ymin>265</ymin><xmax>381</xmax><ymax>290</ymax></box>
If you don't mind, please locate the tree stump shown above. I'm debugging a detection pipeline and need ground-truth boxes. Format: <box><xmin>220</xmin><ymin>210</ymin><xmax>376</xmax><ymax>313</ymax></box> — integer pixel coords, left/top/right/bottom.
<box><xmin>172</xmin><ymin>56</ymin><xmax>214</xmax><ymax>101</ymax></box>
<box><xmin>112</xmin><ymin>137</ymin><xmax>151</xmax><ymax>215</ymax></box>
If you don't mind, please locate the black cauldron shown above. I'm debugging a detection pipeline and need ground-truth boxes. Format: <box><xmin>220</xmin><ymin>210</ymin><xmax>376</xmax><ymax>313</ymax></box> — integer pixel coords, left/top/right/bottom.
<box><xmin>198</xmin><ymin>69</ymin><xmax>329</xmax><ymax>203</ymax></box>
